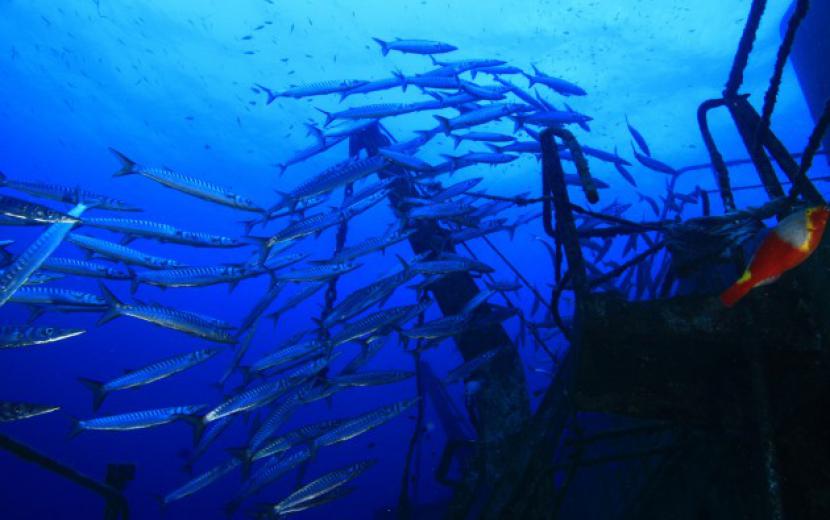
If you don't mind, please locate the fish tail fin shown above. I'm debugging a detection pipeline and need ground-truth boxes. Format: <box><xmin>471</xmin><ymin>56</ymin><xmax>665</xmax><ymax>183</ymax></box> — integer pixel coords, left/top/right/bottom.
<box><xmin>429</xmin><ymin>55</ymin><xmax>439</xmax><ymax>66</ymax></box>
<box><xmin>68</xmin><ymin>416</ymin><xmax>83</xmax><ymax>440</ymax></box>
<box><xmin>372</xmin><ymin>37</ymin><xmax>389</xmax><ymax>56</ymax></box>
<box><xmin>450</xmin><ymin>134</ymin><xmax>463</xmax><ymax>149</ymax></box>
<box><xmin>720</xmin><ymin>275</ymin><xmax>754</xmax><ymax>308</ymax></box>
<box><xmin>512</xmin><ymin>117</ymin><xmax>524</xmax><ymax>133</ymax></box>
<box><xmin>315</xmin><ymin>107</ymin><xmax>334</xmax><ymax>126</ymax></box>
<box><xmin>180</xmin><ymin>415</ymin><xmax>206</xmax><ymax>446</ymax></box>
<box><xmin>254</xmin><ymin>83</ymin><xmax>278</xmax><ymax>104</ymax></box>
<box><xmin>433</xmin><ymin>115</ymin><xmax>451</xmax><ymax>135</ymax></box>
<box><xmin>77</xmin><ymin>377</ymin><xmax>107</xmax><ymax>411</ymax></box>
<box><xmin>96</xmin><ymin>282</ymin><xmax>122</xmax><ymax>325</ymax></box>
<box><xmin>226</xmin><ymin>448</ymin><xmax>253</xmax><ymax>477</ymax></box>
<box><xmin>153</xmin><ymin>494</ymin><xmax>167</xmax><ymax>515</ymax></box>
<box><xmin>392</xmin><ymin>69</ymin><xmax>407</xmax><ymax>91</ymax></box>
<box><xmin>524</xmin><ymin>72</ymin><xmax>535</xmax><ymax>87</ymax></box>
<box><xmin>108</xmin><ymin>148</ymin><xmax>137</xmax><ymax>177</ymax></box>
<box><xmin>485</xmin><ymin>143</ymin><xmax>502</xmax><ymax>153</ymax></box>
<box><xmin>507</xmin><ymin>222</ymin><xmax>518</xmax><ymax>241</ymax></box>
<box><xmin>305</xmin><ymin>123</ymin><xmax>325</xmax><ymax>145</ymax></box>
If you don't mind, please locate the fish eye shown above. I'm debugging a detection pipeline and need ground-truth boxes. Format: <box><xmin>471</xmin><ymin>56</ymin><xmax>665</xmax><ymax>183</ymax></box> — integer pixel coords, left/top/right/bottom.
<box><xmin>45</xmin><ymin>328</ymin><xmax>54</xmax><ymax>335</ymax></box>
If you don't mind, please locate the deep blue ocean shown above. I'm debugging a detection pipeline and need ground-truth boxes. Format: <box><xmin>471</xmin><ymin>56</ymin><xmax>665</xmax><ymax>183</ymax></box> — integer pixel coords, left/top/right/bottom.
<box><xmin>1</xmin><ymin>1</ymin><xmax>827</xmax><ymax>518</ymax></box>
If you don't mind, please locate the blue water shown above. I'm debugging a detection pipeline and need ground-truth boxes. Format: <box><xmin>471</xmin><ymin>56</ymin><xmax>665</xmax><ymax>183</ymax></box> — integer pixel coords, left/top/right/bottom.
<box><xmin>0</xmin><ymin>0</ymin><xmax>825</xmax><ymax>518</ymax></box>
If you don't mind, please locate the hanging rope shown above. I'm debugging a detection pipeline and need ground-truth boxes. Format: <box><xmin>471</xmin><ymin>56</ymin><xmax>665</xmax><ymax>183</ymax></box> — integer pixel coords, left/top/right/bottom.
<box><xmin>755</xmin><ymin>0</ymin><xmax>810</xmax><ymax>150</ymax></box>
<box><xmin>698</xmin><ymin>98</ymin><xmax>737</xmax><ymax>211</ymax></box>
<box><xmin>790</xmin><ymin>98</ymin><xmax>830</xmax><ymax>200</ymax></box>
<box><xmin>723</xmin><ymin>0</ymin><xmax>768</xmax><ymax>98</ymax></box>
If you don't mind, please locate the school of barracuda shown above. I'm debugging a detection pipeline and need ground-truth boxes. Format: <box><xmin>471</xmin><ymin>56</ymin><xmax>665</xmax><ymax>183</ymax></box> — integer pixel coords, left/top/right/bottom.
<box><xmin>0</xmin><ymin>36</ymin><xmax>692</xmax><ymax>517</ymax></box>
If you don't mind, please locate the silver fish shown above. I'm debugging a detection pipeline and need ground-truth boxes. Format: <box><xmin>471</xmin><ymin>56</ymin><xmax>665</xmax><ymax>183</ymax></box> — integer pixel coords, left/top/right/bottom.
<box><xmin>0</xmin><ymin>195</ymin><xmax>80</xmax><ymax>224</ymax></box>
<box><xmin>82</xmin><ymin>217</ymin><xmax>245</xmax><ymax>248</ymax></box>
<box><xmin>0</xmin><ymin>203</ymin><xmax>87</xmax><ymax>308</ymax></box>
<box><xmin>71</xmin><ymin>404</ymin><xmax>206</xmax><ymax>437</ymax></box>
<box><xmin>41</xmin><ymin>257</ymin><xmax>131</xmax><ymax>280</ymax></box>
<box><xmin>270</xmin><ymin>460</ymin><xmax>376</xmax><ymax>516</ymax></box>
<box><xmin>109</xmin><ymin>149</ymin><xmax>264</xmax><ymax>213</ymax></box>
<box><xmin>66</xmin><ymin>233</ymin><xmax>183</xmax><ymax>269</ymax></box>
<box><xmin>0</xmin><ymin>325</ymin><xmax>85</xmax><ymax>348</ymax></box>
<box><xmin>97</xmin><ymin>284</ymin><xmax>237</xmax><ymax>344</ymax></box>
<box><xmin>372</xmin><ymin>38</ymin><xmax>457</xmax><ymax>56</ymax></box>
<box><xmin>0</xmin><ymin>171</ymin><xmax>140</xmax><ymax>211</ymax></box>
<box><xmin>163</xmin><ymin>457</ymin><xmax>240</xmax><ymax>506</ymax></box>
<box><xmin>313</xmin><ymin>398</ymin><xmax>418</xmax><ymax>450</ymax></box>
<box><xmin>79</xmin><ymin>348</ymin><xmax>221</xmax><ymax>410</ymax></box>
<box><xmin>0</xmin><ymin>401</ymin><xmax>60</xmax><ymax>422</ymax></box>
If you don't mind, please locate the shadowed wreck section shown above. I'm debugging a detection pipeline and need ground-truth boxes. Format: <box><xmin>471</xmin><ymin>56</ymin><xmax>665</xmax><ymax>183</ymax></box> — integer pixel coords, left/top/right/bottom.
<box><xmin>350</xmin><ymin>125</ymin><xmax>532</xmax><ymax>518</ymax></box>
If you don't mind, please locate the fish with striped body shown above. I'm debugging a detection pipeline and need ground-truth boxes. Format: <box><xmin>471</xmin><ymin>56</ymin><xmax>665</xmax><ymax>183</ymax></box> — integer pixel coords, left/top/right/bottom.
<box><xmin>81</xmin><ymin>217</ymin><xmax>245</xmax><ymax>248</ymax></box>
<box><xmin>162</xmin><ymin>457</ymin><xmax>240</xmax><ymax>506</ymax></box>
<box><xmin>0</xmin><ymin>203</ymin><xmax>87</xmax><ymax>308</ymax></box>
<box><xmin>0</xmin><ymin>401</ymin><xmax>60</xmax><ymax>422</ymax></box>
<box><xmin>273</xmin><ymin>155</ymin><xmax>388</xmax><ymax>212</ymax></box>
<box><xmin>433</xmin><ymin>102</ymin><xmax>532</xmax><ymax>134</ymax></box>
<box><xmin>328</xmin><ymin>370</ymin><xmax>414</xmax><ymax>388</ymax></box>
<box><xmin>269</xmin><ymin>460</ymin><xmax>376</xmax><ymax>517</ymax></box>
<box><xmin>66</xmin><ymin>233</ymin><xmax>183</xmax><ymax>269</ymax></box>
<box><xmin>97</xmin><ymin>284</ymin><xmax>237</xmax><ymax>344</ymax></box>
<box><xmin>131</xmin><ymin>261</ymin><xmax>280</xmax><ymax>292</ymax></box>
<box><xmin>0</xmin><ymin>325</ymin><xmax>85</xmax><ymax>348</ymax></box>
<box><xmin>258</xmin><ymin>80</ymin><xmax>367</xmax><ymax>101</ymax></box>
<box><xmin>0</xmin><ymin>195</ymin><xmax>80</xmax><ymax>224</ymax></box>
<box><xmin>275</xmin><ymin>261</ymin><xmax>360</xmax><ymax>283</ymax></box>
<box><xmin>70</xmin><ymin>405</ymin><xmax>206</xmax><ymax>438</ymax></box>
<box><xmin>9</xmin><ymin>286</ymin><xmax>106</xmax><ymax>313</ymax></box>
<box><xmin>109</xmin><ymin>149</ymin><xmax>264</xmax><ymax>213</ymax></box>
<box><xmin>0</xmin><ymin>172</ymin><xmax>140</xmax><ymax>212</ymax></box>
<box><xmin>224</xmin><ymin>446</ymin><xmax>313</xmax><ymax>515</ymax></box>
<box><xmin>78</xmin><ymin>348</ymin><xmax>221</xmax><ymax>410</ymax></box>
<box><xmin>40</xmin><ymin>257</ymin><xmax>132</xmax><ymax>280</ymax></box>
<box><xmin>312</xmin><ymin>398</ymin><xmax>418</xmax><ymax>450</ymax></box>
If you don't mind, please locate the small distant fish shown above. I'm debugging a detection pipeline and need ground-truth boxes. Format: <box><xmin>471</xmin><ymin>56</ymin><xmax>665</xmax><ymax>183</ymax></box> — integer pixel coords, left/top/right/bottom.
<box><xmin>0</xmin><ymin>325</ymin><xmax>85</xmax><ymax>348</ymax></box>
<box><xmin>372</xmin><ymin>38</ymin><xmax>457</xmax><ymax>56</ymax></box>
<box><xmin>631</xmin><ymin>145</ymin><xmax>677</xmax><ymax>175</ymax></box>
<box><xmin>0</xmin><ymin>401</ymin><xmax>60</xmax><ymax>422</ymax></box>
<box><xmin>626</xmin><ymin>115</ymin><xmax>651</xmax><ymax>157</ymax></box>
<box><xmin>446</xmin><ymin>348</ymin><xmax>502</xmax><ymax>384</ymax></box>
<box><xmin>721</xmin><ymin>206</ymin><xmax>830</xmax><ymax>307</ymax></box>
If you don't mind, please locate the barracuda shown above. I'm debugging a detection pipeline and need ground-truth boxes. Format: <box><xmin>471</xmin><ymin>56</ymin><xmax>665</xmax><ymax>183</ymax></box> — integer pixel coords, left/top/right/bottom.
<box><xmin>82</xmin><ymin>217</ymin><xmax>245</xmax><ymax>248</ymax></box>
<box><xmin>0</xmin><ymin>203</ymin><xmax>88</xmax><ymax>308</ymax></box>
<box><xmin>66</xmin><ymin>233</ymin><xmax>183</xmax><ymax>269</ymax></box>
<box><xmin>0</xmin><ymin>325</ymin><xmax>85</xmax><ymax>348</ymax></box>
<box><xmin>0</xmin><ymin>172</ymin><xmax>140</xmax><ymax>211</ymax></box>
<box><xmin>109</xmin><ymin>149</ymin><xmax>264</xmax><ymax>213</ymax></box>
<box><xmin>97</xmin><ymin>284</ymin><xmax>237</xmax><ymax>344</ymax></box>
<box><xmin>79</xmin><ymin>348</ymin><xmax>221</xmax><ymax>410</ymax></box>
